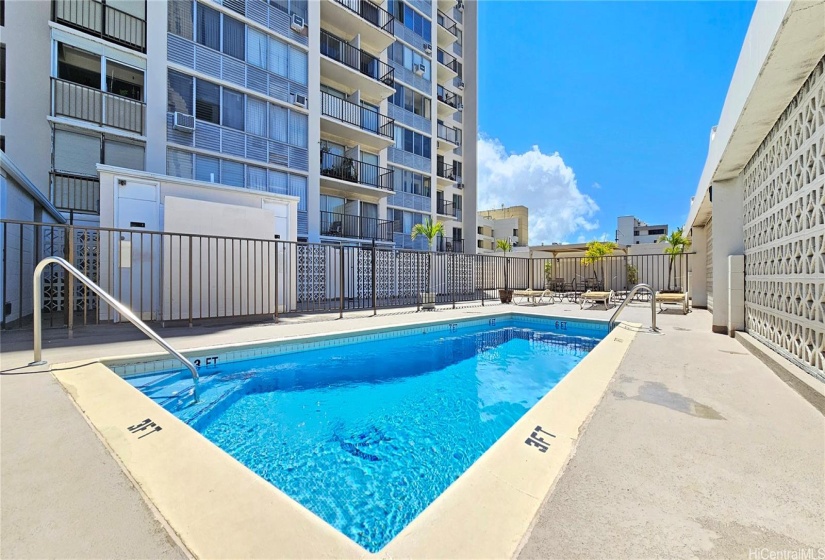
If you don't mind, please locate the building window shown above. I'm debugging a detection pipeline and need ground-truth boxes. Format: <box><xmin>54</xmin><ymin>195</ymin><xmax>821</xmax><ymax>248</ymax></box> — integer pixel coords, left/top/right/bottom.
<box><xmin>390</xmin><ymin>166</ymin><xmax>430</xmax><ymax>197</ymax></box>
<box><xmin>388</xmin><ymin>42</ymin><xmax>431</xmax><ymax>81</ymax></box>
<box><xmin>648</xmin><ymin>228</ymin><xmax>666</xmax><ymax>236</ymax></box>
<box><xmin>195</xmin><ymin>154</ymin><xmax>220</xmax><ymax>183</ymax></box>
<box><xmin>390</xmin><ymin>84</ymin><xmax>431</xmax><ymax>119</ymax></box>
<box><xmin>477</xmin><ymin>226</ymin><xmax>482</xmax><ymax>234</ymax></box>
<box><xmin>513</xmin><ymin>228</ymin><xmax>518</xmax><ymax>236</ymax></box>
<box><xmin>247</xmin><ymin>28</ymin><xmax>268</xmax><ymax>68</ymax></box>
<box><xmin>168</xmin><ymin>70</ymin><xmax>193</xmax><ymax>114</ymax></box>
<box><xmin>388</xmin><ymin>208</ymin><xmax>425</xmax><ymax>234</ymax></box>
<box><xmin>106</xmin><ymin>61</ymin><xmax>144</xmax><ymax>101</ymax></box>
<box><xmin>195</xmin><ymin>79</ymin><xmax>220</xmax><ymax>123</ymax></box>
<box><xmin>222</xmin><ymin>15</ymin><xmax>245</xmax><ymax>60</ymax></box>
<box><xmin>57</xmin><ymin>44</ymin><xmax>101</xmax><ymax>89</ymax></box>
<box><xmin>393</xmin><ymin>125</ymin><xmax>431</xmax><ymax>159</ymax></box>
<box><xmin>168</xmin><ymin>0</ymin><xmax>194</xmax><ymax>40</ymax></box>
<box><xmin>222</xmin><ymin>88</ymin><xmax>245</xmax><ymax>130</ymax></box>
<box><xmin>453</xmin><ymin>194</ymin><xmax>462</xmax><ymax>210</ymax></box>
<box><xmin>388</xmin><ymin>1</ymin><xmax>432</xmax><ymax>42</ymax></box>
<box><xmin>196</xmin><ymin>4</ymin><xmax>221</xmax><ymax>50</ymax></box>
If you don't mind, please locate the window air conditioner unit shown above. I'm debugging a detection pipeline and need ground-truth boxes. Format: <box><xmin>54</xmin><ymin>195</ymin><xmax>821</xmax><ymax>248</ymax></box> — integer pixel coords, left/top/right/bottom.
<box><xmin>291</xmin><ymin>14</ymin><xmax>306</xmax><ymax>32</ymax></box>
<box><xmin>457</xmin><ymin>1</ymin><xmax>464</xmax><ymax>12</ymax></box>
<box><xmin>293</xmin><ymin>93</ymin><xmax>308</xmax><ymax>108</ymax></box>
<box><xmin>413</xmin><ymin>64</ymin><xmax>426</xmax><ymax>76</ymax></box>
<box><xmin>457</xmin><ymin>81</ymin><xmax>465</xmax><ymax>89</ymax></box>
<box><xmin>173</xmin><ymin>112</ymin><xmax>195</xmax><ymax>132</ymax></box>
<box><xmin>457</xmin><ymin>103</ymin><xmax>464</xmax><ymax>112</ymax></box>
<box><xmin>423</xmin><ymin>43</ymin><xmax>432</xmax><ymax>55</ymax></box>
<box><xmin>456</xmin><ymin>182</ymin><xmax>464</xmax><ymax>190</ymax></box>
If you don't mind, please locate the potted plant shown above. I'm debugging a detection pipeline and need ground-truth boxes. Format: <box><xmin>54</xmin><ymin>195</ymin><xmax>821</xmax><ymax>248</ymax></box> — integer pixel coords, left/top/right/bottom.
<box><xmin>496</xmin><ymin>238</ymin><xmax>513</xmax><ymax>303</ymax></box>
<box><xmin>543</xmin><ymin>260</ymin><xmax>553</xmax><ymax>289</ymax></box>
<box><xmin>659</xmin><ymin>227</ymin><xmax>692</xmax><ymax>293</ymax></box>
<box><xmin>581</xmin><ymin>240</ymin><xmax>618</xmax><ymax>289</ymax></box>
<box><xmin>411</xmin><ymin>218</ymin><xmax>444</xmax><ymax>310</ymax></box>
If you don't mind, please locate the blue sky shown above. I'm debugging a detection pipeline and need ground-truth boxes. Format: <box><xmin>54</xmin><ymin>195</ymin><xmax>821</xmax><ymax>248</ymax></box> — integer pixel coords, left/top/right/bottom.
<box><xmin>476</xmin><ymin>0</ymin><xmax>756</xmax><ymax>244</ymax></box>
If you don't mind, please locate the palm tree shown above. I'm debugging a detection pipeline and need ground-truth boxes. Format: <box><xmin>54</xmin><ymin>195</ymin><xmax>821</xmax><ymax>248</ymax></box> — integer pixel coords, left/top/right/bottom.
<box><xmin>581</xmin><ymin>241</ymin><xmax>617</xmax><ymax>286</ymax></box>
<box><xmin>659</xmin><ymin>228</ymin><xmax>692</xmax><ymax>292</ymax></box>
<box><xmin>496</xmin><ymin>238</ymin><xmax>512</xmax><ymax>292</ymax></box>
<box><xmin>411</xmin><ymin>218</ymin><xmax>444</xmax><ymax>295</ymax></box>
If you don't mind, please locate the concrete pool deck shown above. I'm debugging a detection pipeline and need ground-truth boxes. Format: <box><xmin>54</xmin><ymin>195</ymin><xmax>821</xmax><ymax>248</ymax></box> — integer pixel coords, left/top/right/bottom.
<box><xmin>2</xmin><ymin>301</ymin><xmax>823</xmax><ymax>559</ymax></box>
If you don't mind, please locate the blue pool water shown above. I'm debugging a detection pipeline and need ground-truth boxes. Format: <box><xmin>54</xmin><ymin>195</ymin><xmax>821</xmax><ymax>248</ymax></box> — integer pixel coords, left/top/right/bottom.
<box><xmin>126</xmin><ymin>318</ymin><xmax>603</xmax><ymax>551</ymax></box>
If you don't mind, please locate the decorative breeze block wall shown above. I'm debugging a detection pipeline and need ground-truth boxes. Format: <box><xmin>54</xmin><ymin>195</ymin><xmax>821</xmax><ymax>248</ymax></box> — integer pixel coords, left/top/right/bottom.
<box><xmin>742</xmin><ymin>56</ymin><xmax>825</xmax><ymax>379</ymax></box>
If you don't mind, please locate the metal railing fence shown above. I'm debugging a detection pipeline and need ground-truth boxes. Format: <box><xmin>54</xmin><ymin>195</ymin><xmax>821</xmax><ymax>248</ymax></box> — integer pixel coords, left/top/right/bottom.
<box><xmin>320</xmin><ymin>30</ymin><xmax>395</xmax><ymax>85</ymax></box>
<box><xmin>52</xmin><ymin>78</ymin><xmax>146</xmax><ymax>135</ymax></box>
<box><xmin>53</xmin><ymin>0</ymin><xmax>146</xmax><ymax>52</ymax></box>
<box><xmin>320</xmin><ymin>91</ymin><xmax>394</xmax><ymax>138</ymax></box>
<box><xmin>0</xmin><ymin>220</ymin><xmax>691</xmax><ymax>333</ymax></box>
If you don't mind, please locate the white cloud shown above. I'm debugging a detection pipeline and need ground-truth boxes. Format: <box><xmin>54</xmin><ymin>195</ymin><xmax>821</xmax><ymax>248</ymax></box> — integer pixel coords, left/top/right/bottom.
<box><xmin>477</xmin><ymin>136</ymin><xmax>599</xmax><ymax>244</ymax></box>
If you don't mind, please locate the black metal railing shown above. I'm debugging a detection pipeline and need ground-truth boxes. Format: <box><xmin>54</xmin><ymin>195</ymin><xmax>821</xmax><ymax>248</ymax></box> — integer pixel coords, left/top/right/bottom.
<box><xmin>320</xmin><ymin>92</ymin><xmax>394</xmax><ymax>139</ymax></box>
<box><xmin>436</xmin><ymin>199</ymin><xmax>456</xmax><ymax>217</ymax></box>
<box><xmin>437</xmin><ymin>236</ymin><xmax>464</xmax><ymax>253</ymax></box>
<box><xmin>0</xmin><ymin>218</ymin><xmax>694</xmax><ymax>330</ymax></box>
<box><xmin>52</xmin><ymin>78</ymin><xmax>145</xmax><ymax>135</ymax></box>
<box><xmin>320</xmin><ymin>30</ymin><xmax>395</xmax><ymax>86</ymax></box>
<box><xmin>53</xmin><ymin>0</ymin><xmax>146</xmax><ymax>52</ymax></box>
<box><xmin>332</xmin><ymin>0</ymin><xmax>395</xmax><ymax>34</ymax></box>
<box><xmin>320</xmin><ymin>151</ymin><xmax>394</xmax><ymax>191</ymax></box>
<box><xmin>437</xmin><ymin>48</ymin><xmax>458</xmax><ymax>73</ymax></box>
<box><xmin>437</xmin><ymin>10</ymin><xmax>458</xmax><ymax>36</ymax></box>
<box><xmin>437</xmin><ymin>123</ymin><xmax>461</xmax><ymax>145</ymax></box>
<box><xmin>50</xmin><ymin>172</ymin><xmax>100</xmax><ymax>214</ymax></box>
<box><xmin>321</xmin><ymin>211</ymin><xmax>393</xmax><ymax>242</ymax></box>
<box><xmin>437</xmin><ymin>85</ymin><xmax>459</xmax><ymax>109</ymax></box>
<box><xmin>437</xmin><ymin>160</ymin><xmax>456</xmax><ymax>181</ymax></box>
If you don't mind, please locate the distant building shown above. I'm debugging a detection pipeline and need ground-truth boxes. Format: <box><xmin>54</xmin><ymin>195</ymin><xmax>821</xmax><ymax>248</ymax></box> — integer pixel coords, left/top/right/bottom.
<box><xmin>476</xmin><ymin>205</ymin><xmax>528</xmax><ymax>253</ymax></box>
<box><xmin>616</xmin><ymin>216</ymin><xmax>668</xmax><ymax>245</ymax></box>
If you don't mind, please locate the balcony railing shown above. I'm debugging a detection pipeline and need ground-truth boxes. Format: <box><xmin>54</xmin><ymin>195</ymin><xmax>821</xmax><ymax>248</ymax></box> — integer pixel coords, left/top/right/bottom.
<box><xmin>321</xmin><ymin>30</ymin><xmax>395</xmax><ymax>86</ymax></box>
<box><xmin>437</xmin><ymin>10</ymin><xmax>458</xmax><ymax>36</ymax></box>
<box><xmin>437</xmin><ymin>123</ymin><xmax>461</xmax><ymax>145</ymax></box>
<box><xmin>320</xmin><ymin>92</ymin><xmax>394</xmax><ymax>139</ymax></box>
<box><xmin>331</xmin><ymin>0</ymin><xmax>395</xmax><ymax>34</ymax></box>
<box><xmin>321</xmin><ymin>211</ymin><xmax>394</xmax><ymax>242</ymax></box>
<box><xmin>436</xmin><ymin>199</ymin><xmax>456</xmax><ymax>217</ymax></box>
<box><xmin>320</xmin><ymin>151</ymin><xmax>394</xmax><ymax>191</ymax></box>
<box><xmin>53</xmin><ymin>0</ymin><xmax>146</xmax><ymax>52</ymax></box>
<box><xmin>52</xmin><ymin>78</ymin><xmax>145</xmax><ymax>135</ymax></box>
<box><xmin>51</xmin><ymin>171</ymin><xmax>100</xmax><ymax>214</ymax></box>
<box><xmin>437</xmin><ymin>160</ymin><xmax>457</xmax><ymax>181</ymax></box>
<box><xmin>437</xmin><ymin>85</ymin><xmax>459</xmax><ymax>109</ymax></box>
<box><xmin>437</xmin><ymin>49</ymin><xmax>458</xmax><ymax>72</ymax></box>
<box><xmin>437</xmin><ymin>236</ymin><xmax>464</xmax><ymax>253</ymax></box>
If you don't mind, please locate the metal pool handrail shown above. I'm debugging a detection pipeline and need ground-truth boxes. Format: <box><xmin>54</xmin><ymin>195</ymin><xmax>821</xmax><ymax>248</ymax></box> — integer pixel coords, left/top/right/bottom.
<box><xmin>608</xmin><ymin>283</ymin><xmax>659</xmax><ymax>333</ymax></box>
<box><xmin>31</xmin><ymin>257</ymin><xmax>200</xmax><ymax>402</ymax></box>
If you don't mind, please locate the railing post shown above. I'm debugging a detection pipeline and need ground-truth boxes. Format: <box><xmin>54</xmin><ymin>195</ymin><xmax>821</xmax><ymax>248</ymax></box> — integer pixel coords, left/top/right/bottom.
<box><xmin>339</xmin><ymin>244</ymin><xmax>344</xmax><ymax>319</ymax></box>
<box><xmin>188</xmin><ymin>236</ymin><xmax>193</xmax><ymax>327</ymax></box>
<box><xmin>481</xmin><ymin>254</ymin><xmax>485</xmax><ymax>306</ymax></box>
<box><xmin>273</xmin><ymin>240</ymin><xmax>279</xmax><ymax>323</ymax></box>
<box><xmin>66</xmin><ymin>225</ymin><xmax>75</xmax><ymax>337</ymax></box>
<box><xmin>372</xmin><ymin>239</ymin><xmax>377</xmax><ymax>316</ymax></box>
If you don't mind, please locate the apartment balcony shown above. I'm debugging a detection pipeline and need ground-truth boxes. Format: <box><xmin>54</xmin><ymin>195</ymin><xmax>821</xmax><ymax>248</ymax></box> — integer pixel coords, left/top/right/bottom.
<box><xmin>436</xmin><ymin>199</ymin><xmax>456</xmax><ymax>218</ymax></box>
<box><xmin>436</xmin><ymin>85</ymin><xmax>460</xmax><ymax>118</ymax></box>
<box><xmin>321</xmin><ymin>0</ymin><xmax>395</xmax><ymax>53</ymax></box>
<box><xmin>52</xmin><ymin>78</ymin><xmax>145</xmax><ymax>135</ymax></box>
<box><xmin>436</xmin><ymin>236</ymin><xmax>464</xmax><ymax>253</ymax></box>
<box><xmin>51</xmin><ymin>171</ymin><xmax>99</xmax><ymax>214</ymax></box>
<box><xmin>53</xmin><ymin>0</ymin><xmax>146</xmax><ymax>52</ymax></box>
<box><xmin>321</xmin><ymin>210</ymin><xmax>394</xmax><ymax>242</ymax></box>
<box><xmin>436</xmin><ymin>160</ymin><xmax>458</xmax><ymax>186</ymax></box>
<box><xmin>436</xmin><ymin>49</ymin><xmax>459</xmax><ymax>85</ymax></box>
<box><xmin>320</xmin><ymin>151</ymin><xmax>394</xmax><ymax>198</ymax></box>
<box><xmin>320</xmin><ymin>92</ymin><xmax>395</xmax><ymax>150</ymax></box>
<box><xmin>436</xmin><ymin>10</ymin><xmax>458</xmax><ymax>47</ymax></box>
<box><xmin>437</xmin><ymin>123</ymin><xmax>461</xmax><ymax>153</ymax></box>
<box><xmin>320</xmin><ymin>30</ymin><xmax>396</xmax><ymax>102</ymax></box>
<box><xmin>438</xmin><ymin>0</ymin><xmax>459</xmax><ymax>11</ymax></box>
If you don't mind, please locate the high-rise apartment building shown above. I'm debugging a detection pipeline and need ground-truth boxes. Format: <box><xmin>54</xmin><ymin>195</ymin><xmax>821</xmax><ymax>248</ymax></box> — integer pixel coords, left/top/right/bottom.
<box><xmin>1</xmin><ymin>0</ymin><xmax>476</xmax><ymax>251</ymax></box>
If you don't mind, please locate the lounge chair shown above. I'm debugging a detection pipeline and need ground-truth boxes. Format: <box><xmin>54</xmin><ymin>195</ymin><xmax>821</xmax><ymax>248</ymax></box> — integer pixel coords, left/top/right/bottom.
<box><xmin>580</xmin><ymin>290</ymin><xmax>614</xmax><ymax>309</ymax></box>
<box><xmin>655</xmin><ymin>292</ymin><xmax>690</xmax><ymax>314</ymax></box>
<box><xmin>513</xmin><ymin>288</ymin><xmax>555</xmax><ymax>306</ymax></box>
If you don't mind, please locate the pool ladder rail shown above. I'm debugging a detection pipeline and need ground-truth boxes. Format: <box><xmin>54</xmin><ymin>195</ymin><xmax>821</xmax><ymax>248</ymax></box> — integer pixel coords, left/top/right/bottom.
<box><xmin>30</xmin><ymin>256</ymin><xmax>200</xmax><ymax>402</ymax></box>
<box><xmin>608</xmin><ymin>283</ymin><xmax>660</xmax><ymax>333</ymax></box>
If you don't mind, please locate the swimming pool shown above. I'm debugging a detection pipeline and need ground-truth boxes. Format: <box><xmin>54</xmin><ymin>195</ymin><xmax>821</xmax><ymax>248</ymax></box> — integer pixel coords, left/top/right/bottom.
<box><xmin>124</xmin><ymin>316</ymin><xmax>605</xmax><ymax>552</ymax></box>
